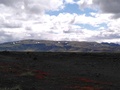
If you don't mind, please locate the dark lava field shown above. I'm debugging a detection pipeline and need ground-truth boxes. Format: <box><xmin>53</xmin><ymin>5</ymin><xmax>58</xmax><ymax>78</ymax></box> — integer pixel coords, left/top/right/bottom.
<box><xmin>0</xmin><ymin>52</ymin><xmax>120</xmax><ymax>90</ymax></box>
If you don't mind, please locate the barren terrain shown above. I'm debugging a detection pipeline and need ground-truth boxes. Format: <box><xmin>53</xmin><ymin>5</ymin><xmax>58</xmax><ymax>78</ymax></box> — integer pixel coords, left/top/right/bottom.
<box><xmin>0</xmin><ymin>52</ymin><xmax>120</xmax><ymax>90</ymax></box>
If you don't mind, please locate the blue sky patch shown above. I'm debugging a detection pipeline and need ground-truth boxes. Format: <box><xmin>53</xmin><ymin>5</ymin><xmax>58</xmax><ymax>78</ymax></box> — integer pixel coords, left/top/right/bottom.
<box><xmin>46</xmin><ymin>3</ymin><xmax>97</xmax><ymax>16</ymax></box>
<box><xmin>75</xmin><ymin>23</ymin><xmax>107</xmax><ymax>30</ymax></box>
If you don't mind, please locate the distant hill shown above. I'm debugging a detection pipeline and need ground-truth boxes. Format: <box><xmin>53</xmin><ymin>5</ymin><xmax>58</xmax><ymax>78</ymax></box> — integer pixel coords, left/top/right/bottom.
<box><xmin>0</xmin><ymin>39</ymin><xmax>120</xmax><ymax>52</ymax></box>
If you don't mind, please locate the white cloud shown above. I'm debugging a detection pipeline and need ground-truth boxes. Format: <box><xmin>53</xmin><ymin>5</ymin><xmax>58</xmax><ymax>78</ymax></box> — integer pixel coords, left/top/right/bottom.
<box><xmin>0</xmin><ymin>11</ymin><xmax>119</xmax><ymax>43</ymax></box>
<box><xmin>0</xmin><ymin>0</ymin><xmax>120</xmax><ymax>43</ymax></box>
<box><xmin>65</xmin><ymin>0</ymin><xmax>75</xmax><ymax>4</ymax></box>
<box><xmin>75</xmin><ymin>13</ymin><xmax>110</xmax><ymax>28</ymax></box>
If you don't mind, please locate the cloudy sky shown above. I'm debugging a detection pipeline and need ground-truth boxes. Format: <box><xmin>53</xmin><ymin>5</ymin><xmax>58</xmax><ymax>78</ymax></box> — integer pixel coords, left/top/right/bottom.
<box><xmin>0</xmin><ymin>0</ymin><xmax>120</xmax><ymax>43</ymax></box>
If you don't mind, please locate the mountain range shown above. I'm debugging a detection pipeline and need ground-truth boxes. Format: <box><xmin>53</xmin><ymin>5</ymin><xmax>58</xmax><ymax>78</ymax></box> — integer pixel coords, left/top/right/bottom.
<box><xmin>0</xmin><ymin>39</ymin><xmax>120</xmax><ymax>52</ymax></box>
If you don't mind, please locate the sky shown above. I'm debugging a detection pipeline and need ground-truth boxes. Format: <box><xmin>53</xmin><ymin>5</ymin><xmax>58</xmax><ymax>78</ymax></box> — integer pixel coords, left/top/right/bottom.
<box><xmin>0</xmin><ymin>0</ymin><xmax>120</xmax><ymax>43</ymax></box>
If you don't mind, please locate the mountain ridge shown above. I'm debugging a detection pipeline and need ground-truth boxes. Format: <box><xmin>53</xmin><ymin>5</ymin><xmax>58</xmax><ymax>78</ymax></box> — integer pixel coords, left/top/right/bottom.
<box><xmin>0</xmin><ymin>39</ymin><xmax>120</xmax><ymax>52</ymax></box>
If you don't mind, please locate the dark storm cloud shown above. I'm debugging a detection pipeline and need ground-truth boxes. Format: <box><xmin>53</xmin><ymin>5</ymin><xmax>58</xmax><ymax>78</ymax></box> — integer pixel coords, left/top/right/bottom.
<box><xmin>0</xmin><ymin>0</ymin><xmax>17</xmax><ymax>6</ymax></box>
<box><xmin>26</xmin><ymin>5</ymin><xmax>44</xmax><ymax>14</ymax></box>
<box><xmin>23</xmin><ymin>1</ymin><xmax>43</xmax><ymax>14</ymax></box>
<box><xmin>2</xmin><ymin>22</ymin><xmax>22</xmax><ymax>28</ymax></box>
<box><xmin>0</xmin><ymin>0</ymin><xmax>45</xmax><ymax>14</ymax></box>
<box><xmin>93</xmin><ymin>0</ymin><xmax>120</xmax><ymax>18</ymax></box>
<box><xmin>0</xmin><ymin>0</ymin><xmax>24</xmax><ymax>10</ymax></box>
<box><xmin>0</xmin><ymin>19</ymin><xmax>22</xmax><ymax>28</ymax></box>
<box><xmin>25</xmin><ymin>26</ymin><xmax>32</xmax><ymax>31</ymax></box>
